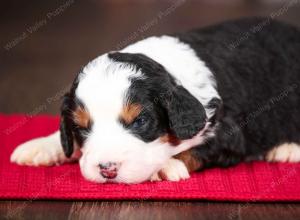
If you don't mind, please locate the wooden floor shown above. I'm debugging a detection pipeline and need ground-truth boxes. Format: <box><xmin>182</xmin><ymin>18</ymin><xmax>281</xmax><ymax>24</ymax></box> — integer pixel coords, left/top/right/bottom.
<box><xmin>1</xmin><ymin>0</ymin><xmax>300</xmax><ymax>219</ymax></box>
<box><xmin>0</xmin><ymin>201</ymin><xmax>300</xmax><ymax>220</ymax></box>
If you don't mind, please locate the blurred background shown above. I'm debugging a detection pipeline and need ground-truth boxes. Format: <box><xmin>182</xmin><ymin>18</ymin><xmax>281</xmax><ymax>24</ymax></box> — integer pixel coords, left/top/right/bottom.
<box><xmin>1</xmin><ymin>0</ymin><xmax>300</xmax><ymax>115</ymax></box>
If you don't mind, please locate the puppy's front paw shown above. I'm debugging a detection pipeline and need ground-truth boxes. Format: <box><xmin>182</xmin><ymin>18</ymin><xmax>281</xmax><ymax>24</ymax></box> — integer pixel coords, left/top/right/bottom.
<box><xmin>151</xmin><ymin>158</ymin><xmax>190</xmax><ymax>182</ymax></box>
<box><xmin>10</xmin><ymin>135</ymin><xmax>65</xmax><ymax>166</ymax></box>
<box><xmin>266</xmin><ymin>143</ymin><xmax>300</xmax><ymax>163</ymax></box>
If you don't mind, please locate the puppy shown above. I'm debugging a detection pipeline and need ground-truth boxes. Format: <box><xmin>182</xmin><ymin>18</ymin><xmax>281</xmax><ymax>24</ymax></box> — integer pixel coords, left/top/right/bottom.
<box><xmin>11</xmin><ymin>17</ymin><xmax>300</xmax><ymax>184</ymax></box>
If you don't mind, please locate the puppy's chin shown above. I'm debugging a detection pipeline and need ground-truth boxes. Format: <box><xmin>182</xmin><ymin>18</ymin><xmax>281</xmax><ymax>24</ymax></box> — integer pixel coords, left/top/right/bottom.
<box><xmin>113</xmin><ymin>163</ymin><xmax>160</xmax><ymax>184</ymax></box>
<box><xmin>79</xmin><ymin>156</ymin><xmax>107</xmax><ymax>183</ymax></box>
<box><xmin>79</xmin><ymin>153</ymin><xmax>164</xmax><ymax>184</ymax></box>
<box><xmin>79</xmin><ymin>162</ymin><xmax>160</xmax><ymax>184</ymax></box>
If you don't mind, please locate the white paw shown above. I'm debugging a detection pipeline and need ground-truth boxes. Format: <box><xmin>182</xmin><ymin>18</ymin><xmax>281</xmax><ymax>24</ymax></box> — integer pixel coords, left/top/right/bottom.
<box><xmin>150</xmin><ymin>172</ymin><xmax>162</xmax><ymax>182</ymax></box>
<box><xmin>150</xmin><ymin>158</ymin><xmax>190</xmax><ymax>182</ymax></box>
<box><xmin>266</xmin><ymin>143</ymin><xmax>300</xmax><ymax>163</ymax></box>
<box><xmin>11</xmin><ymin>133</ymin><xmax>65</xmax><ymax>166</ymax></box>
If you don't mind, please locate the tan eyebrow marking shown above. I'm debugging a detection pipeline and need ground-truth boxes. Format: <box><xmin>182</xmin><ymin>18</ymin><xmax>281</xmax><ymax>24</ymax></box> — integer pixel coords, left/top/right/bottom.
<box><xmin>120</xmin><ymin>103</ymin><xmax>142</xmax><ymax>124</ymax></box>
<box><xmin>73</xmin><ymin>105</ymin><xmax>90</xmax><ymax>128</ymax></box>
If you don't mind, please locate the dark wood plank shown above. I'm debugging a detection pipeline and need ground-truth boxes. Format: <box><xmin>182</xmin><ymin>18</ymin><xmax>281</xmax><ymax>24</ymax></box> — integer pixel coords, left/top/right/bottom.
<box><xmin>1</xmin><ymin>201</ymin><xmax>300</xmax><ymax>220</ymax></box>
<box><xmin>0</xmin><ymin>201</ymin><xmax>72</xmax><ymax>220</ymax></box>
<box><xmin>67</xmin><ymin>202</ymin><xmax>300</xmax><ymax>220</ymax></box>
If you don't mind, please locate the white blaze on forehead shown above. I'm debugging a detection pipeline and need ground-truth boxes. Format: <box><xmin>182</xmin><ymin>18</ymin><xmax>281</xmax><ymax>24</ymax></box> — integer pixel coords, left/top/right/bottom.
<box><xmin>75</xmin><ymin>54</ymin><xmax>142</xmax><ymax>121</ymax></box>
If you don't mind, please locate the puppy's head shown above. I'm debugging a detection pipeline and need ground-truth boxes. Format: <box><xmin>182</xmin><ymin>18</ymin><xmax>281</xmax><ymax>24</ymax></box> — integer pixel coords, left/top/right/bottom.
<box><xmin>60</xmin><ymin>52</ymin><xmax>212</xmax><ymax>183</ymax></box>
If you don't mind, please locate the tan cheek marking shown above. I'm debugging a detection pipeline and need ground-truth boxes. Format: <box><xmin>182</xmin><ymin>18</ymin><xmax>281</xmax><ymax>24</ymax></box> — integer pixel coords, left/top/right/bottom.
<box><xmin>160</xmin><ymin>134</ymin><xmax>181</xmax><ymax>146</ymax></box>
<box><xmin>120</xmin><ymin>103</ymin><xmax>142</xmax><ymax>124</ymax></box>
<box><xmin>73</xmin><ymin>106</ymin><xmax>90</xmax><ymax>128</ymax></box>
<box><xmin>174</xmin><ymin>150</ymin><xmax>203</xmax><ymax>172</ymax></box>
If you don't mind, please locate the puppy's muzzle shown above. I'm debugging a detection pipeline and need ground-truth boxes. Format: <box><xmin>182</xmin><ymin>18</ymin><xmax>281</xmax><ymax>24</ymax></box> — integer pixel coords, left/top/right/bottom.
<box><xmin>99</xmin><ymin>162</ymin><xmax>120</xmax><ymax>179</ymax></box>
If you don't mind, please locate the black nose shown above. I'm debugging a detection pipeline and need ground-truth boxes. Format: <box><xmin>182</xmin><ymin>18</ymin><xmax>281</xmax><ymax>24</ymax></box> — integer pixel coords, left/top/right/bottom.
<box><xmin>99</xmin><ymin>162</ymin><xmax>119</xmax><ymax>179</ymax></box>
<box><xmin>99</xmin><ymin>162</ymin><xmax>115</xmax><ymax>170</ymax></box>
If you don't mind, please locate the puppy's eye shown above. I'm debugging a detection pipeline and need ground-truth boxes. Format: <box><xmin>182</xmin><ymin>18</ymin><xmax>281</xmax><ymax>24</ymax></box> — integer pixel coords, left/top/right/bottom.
<box><xmin>132</xmin><ymin>116</ymin><xmax>148</xmax><ymax>128</ymax></box>
<box><xmin>75</xmin><ymin>126</ymin><xmax>87</xmax><ymax>133</ymax></box>
<box><xmin>75</xmin><ymin>122</ymin><xmax>91</xmax><ymax>133</ymax></box>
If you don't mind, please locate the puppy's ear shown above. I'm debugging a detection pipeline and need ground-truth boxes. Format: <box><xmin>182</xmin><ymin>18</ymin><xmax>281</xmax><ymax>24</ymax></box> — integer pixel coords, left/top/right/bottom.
<box><xmin>60</xmin><ymin>93</ymin><xmax>74</xmax><ymax>158</ymax></box>
<box><xmin>162</xmin><ymin>86</ymin><xmax>207</xmax><ymax>139</ymax></box>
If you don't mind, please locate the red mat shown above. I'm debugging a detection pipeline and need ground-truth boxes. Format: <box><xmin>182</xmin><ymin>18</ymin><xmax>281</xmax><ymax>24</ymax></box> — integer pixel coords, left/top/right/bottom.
<box><xmin>1</xmin><ymin>114</ymin><xmax>300</xmax><ymax>201</ymax></box>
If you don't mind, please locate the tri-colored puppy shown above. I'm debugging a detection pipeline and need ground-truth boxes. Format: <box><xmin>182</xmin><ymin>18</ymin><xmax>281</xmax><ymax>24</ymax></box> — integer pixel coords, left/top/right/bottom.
<box><xmin>11</xmin><ymin>17</ymin><xmax>300</xmax><ymax>184</ymax></box>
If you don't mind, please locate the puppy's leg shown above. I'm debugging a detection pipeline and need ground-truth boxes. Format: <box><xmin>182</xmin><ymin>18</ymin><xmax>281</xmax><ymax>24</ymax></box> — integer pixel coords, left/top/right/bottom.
<box><xmin>150</xmin><ymin>150</ymin><xmax>203</xmax><ymax>182</ymax></box>
<box><xmin>150</xmin><ymin>158</ymin><xmax>190</xmax><ymax>182</ymax></box>
<box><xmin>265</xmin><ymin>143</ymin><xmax>300</xmax><ymax>163</ymax></box>
<box><xmin>10</xmin><ymin>131</ymin><xmax>77</xmax><ymax>166</ymax></box>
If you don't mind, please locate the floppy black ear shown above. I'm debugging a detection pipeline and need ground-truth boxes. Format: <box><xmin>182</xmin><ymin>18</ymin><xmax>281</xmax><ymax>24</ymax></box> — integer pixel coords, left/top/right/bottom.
<box><xmin>60</xmin><ymin>94</ymin><xmax>74</xmax><ymax>158</ymax></box>
<box><xmin>162</xmin><ymin>86</ymin><xmax>207</xmax><ymax>139</ymax></box>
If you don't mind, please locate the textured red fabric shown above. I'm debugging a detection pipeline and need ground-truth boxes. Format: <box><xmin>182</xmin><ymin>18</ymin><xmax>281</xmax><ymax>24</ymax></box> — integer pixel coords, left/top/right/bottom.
<box><xmin>0</xmin><ymin>114</ymin><xmax>300</xmax><ymax>201</ymax></box>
